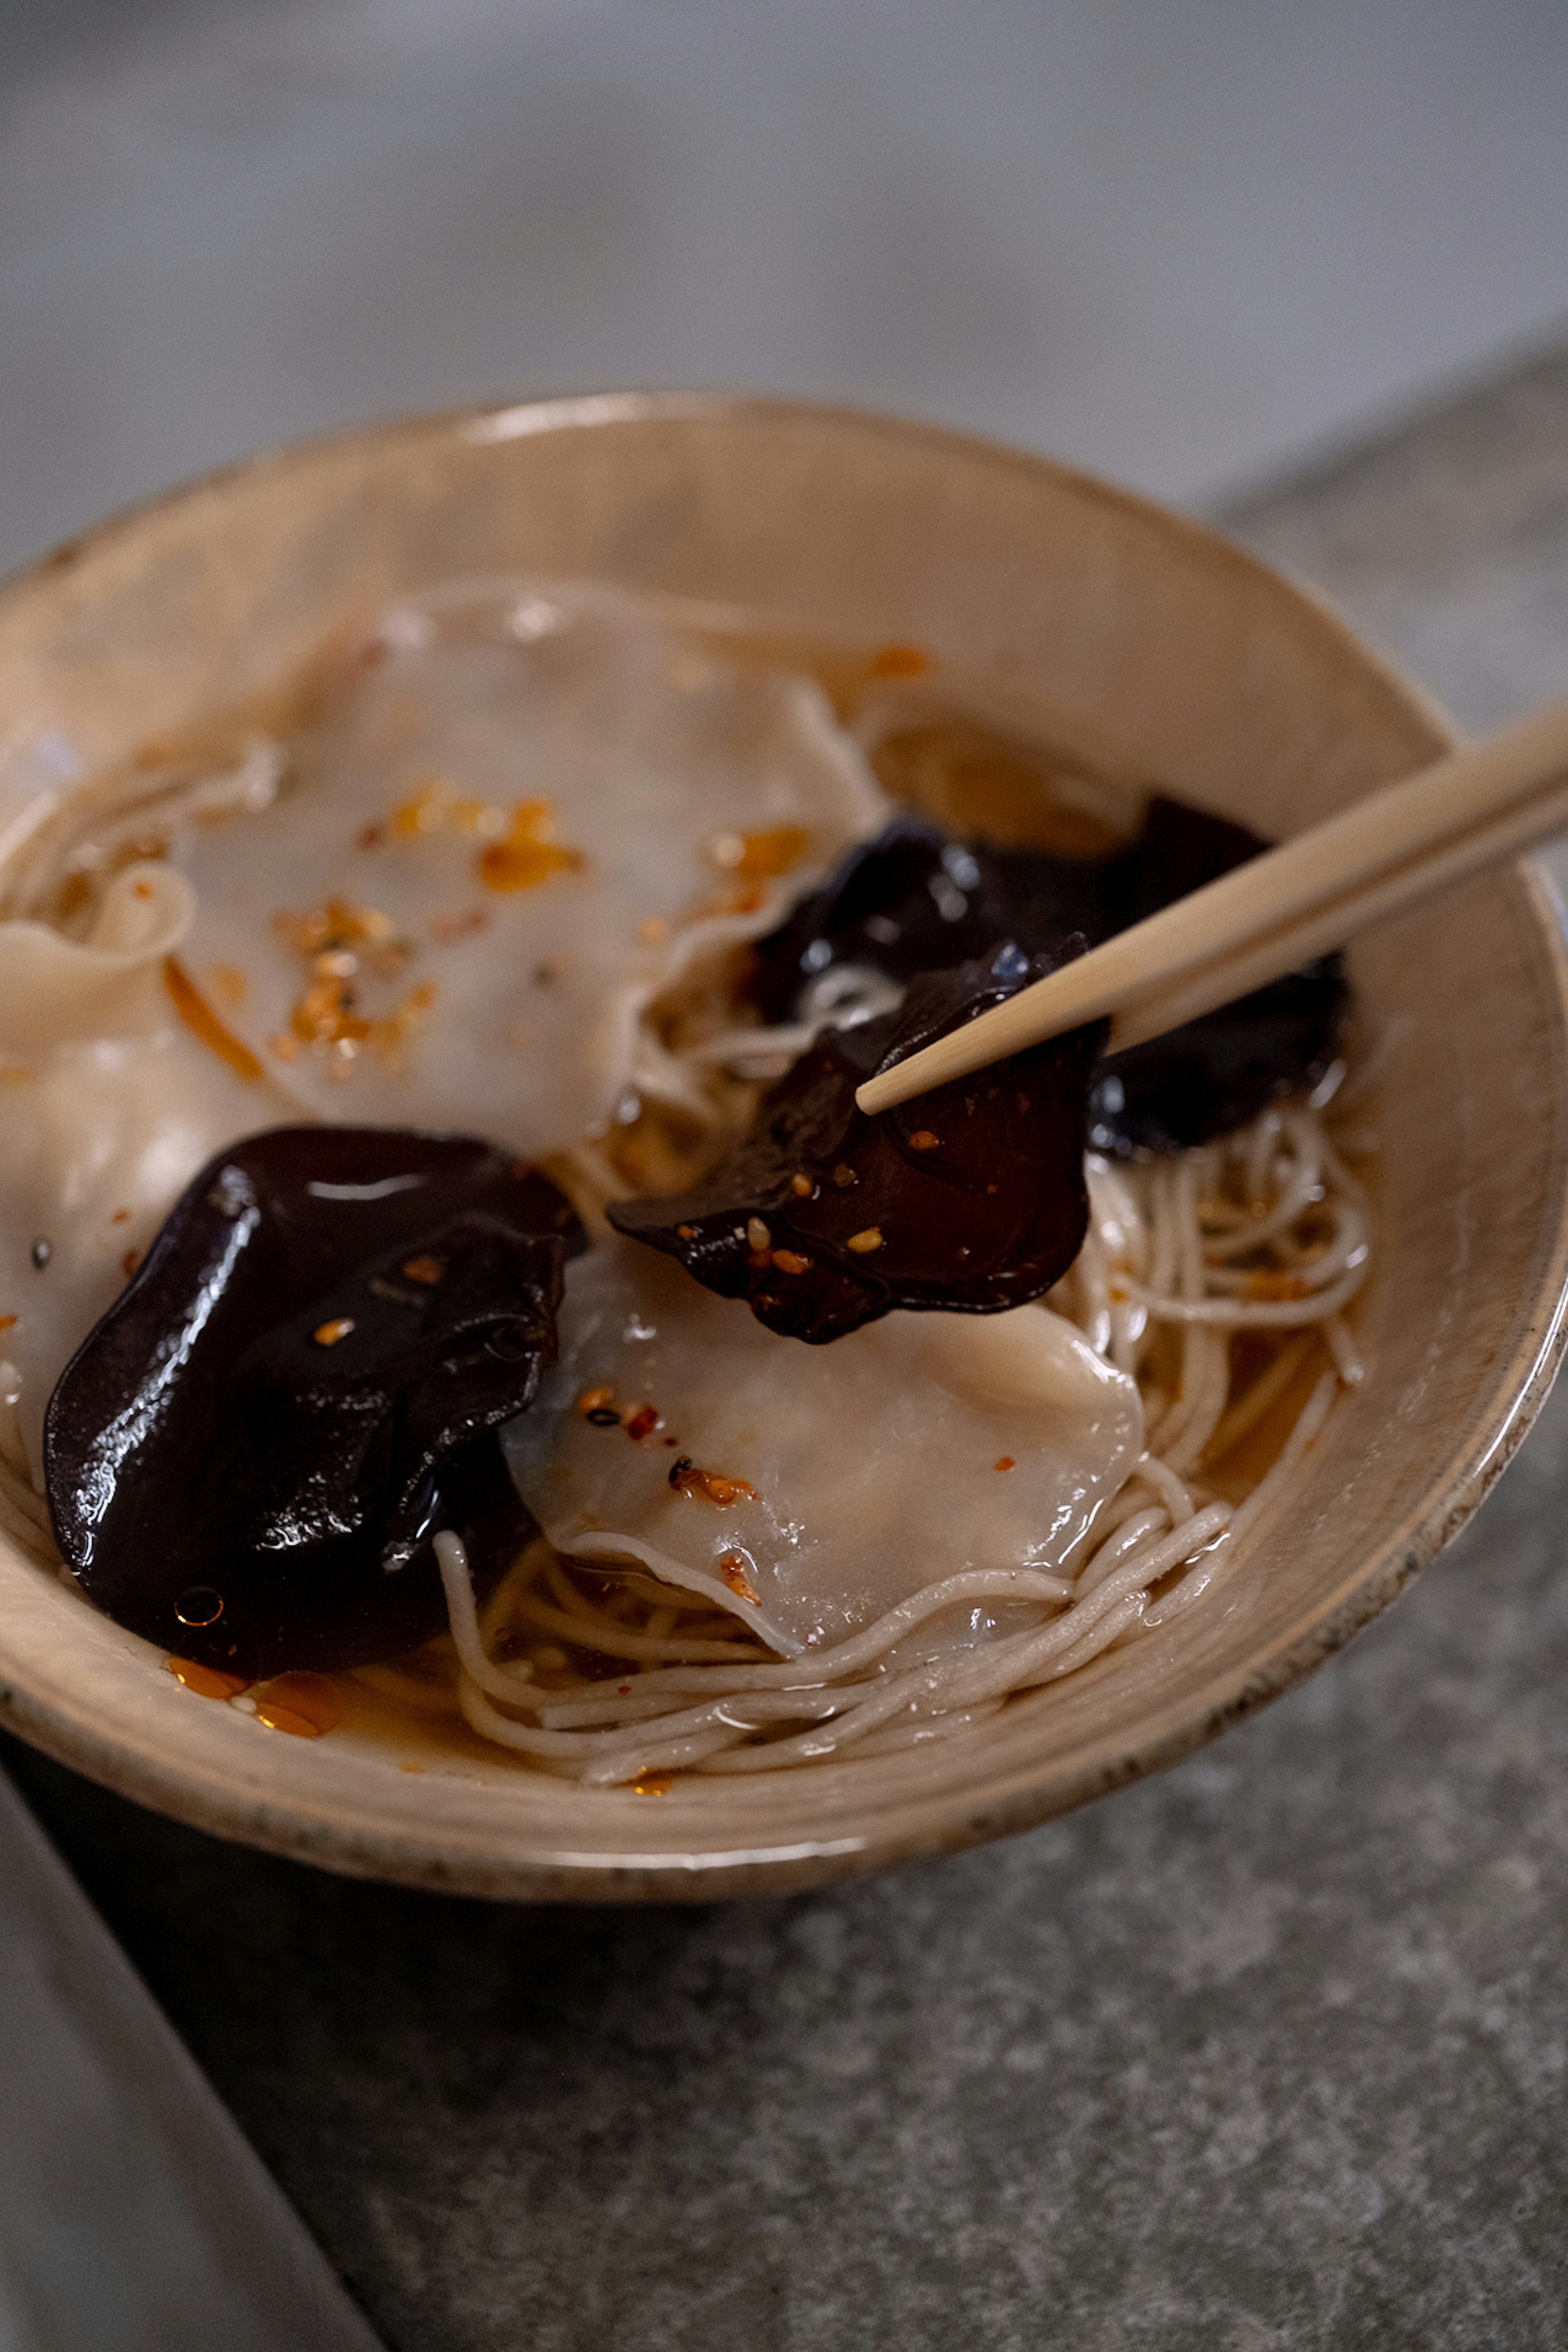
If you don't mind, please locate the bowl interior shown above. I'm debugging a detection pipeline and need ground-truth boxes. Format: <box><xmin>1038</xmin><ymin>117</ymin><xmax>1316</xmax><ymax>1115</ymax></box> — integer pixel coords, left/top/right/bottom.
<box><xmin>3</xmin><ymin>395</ymin><xmax>1566</xmax><ymax>1900</ymax></box>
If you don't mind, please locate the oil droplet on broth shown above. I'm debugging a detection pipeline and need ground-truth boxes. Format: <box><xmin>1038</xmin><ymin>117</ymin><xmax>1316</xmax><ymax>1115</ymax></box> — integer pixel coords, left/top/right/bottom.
<box><xmin>174</xmin><ymin>1584</ymin><xmax>225</xmax><ymax>1627</ymax></box>
<box><xmin>252</xmin><ymin>1671</ymin><xmax>343</xmax><ymax>1738</ymax></box>
<box><xmin>165</xmin><ymin>1657</ymin><xmax>253</xmax><ymax>1701</ymax></box>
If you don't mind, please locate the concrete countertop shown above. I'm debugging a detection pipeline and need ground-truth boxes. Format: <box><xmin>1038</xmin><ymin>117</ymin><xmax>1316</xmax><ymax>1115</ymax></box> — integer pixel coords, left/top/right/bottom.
<box><xmin>7</xmin><ymin>341</ymin><xmax>1568</xmax><ymax>2352</ymax></box>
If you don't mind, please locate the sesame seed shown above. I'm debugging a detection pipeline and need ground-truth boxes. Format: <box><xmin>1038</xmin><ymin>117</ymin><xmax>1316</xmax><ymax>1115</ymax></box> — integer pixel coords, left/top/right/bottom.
<box><xmin>909</xmin><ymin>1130</ymin><xmax>940</xmax><ymax>1151</ymax></box>
<box><xmin>833</xmin><ymin>1163</ymin><xmax>858</xmax><ymax>1187</ymax></box>
<box><xmin>790</xmin><ymin>1172</ymin><xmax>814</xmax><ymax>1198</ymax></box>
<box><xmin>746</xmin><ymin>1217</ymin><xmax>772</xmax><ymax>1253</ymax></box>
<box><xmin>313</xmin><ymin>1317</ymin><xmax>355</xmax><ymax>1346</ymax></box>
<box><xmin>846</xmin><ymin>1227</ymin><xmax>884</xmax><ymax>1254</ymax></box>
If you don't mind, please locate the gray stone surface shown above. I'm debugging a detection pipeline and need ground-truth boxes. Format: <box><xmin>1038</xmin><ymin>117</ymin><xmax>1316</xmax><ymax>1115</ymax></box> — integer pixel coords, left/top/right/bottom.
<box><xmin>9</xmin><ymin>345</ymin><xmax>1568</xmax><ymax>2350</ymax></box>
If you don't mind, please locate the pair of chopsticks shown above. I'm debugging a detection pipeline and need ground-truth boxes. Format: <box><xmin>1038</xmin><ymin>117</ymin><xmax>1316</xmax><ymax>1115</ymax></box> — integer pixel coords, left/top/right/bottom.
<box><xmin>856</xmin><ymin>695</ymin><xmax>1568</xmax><ymax>1116</ymax></box>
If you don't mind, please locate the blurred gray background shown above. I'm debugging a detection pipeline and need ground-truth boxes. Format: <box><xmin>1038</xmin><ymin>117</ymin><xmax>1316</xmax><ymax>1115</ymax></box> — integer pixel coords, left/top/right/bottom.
<box><xmin>5</xmin><ymin>0</ymin><xmax>1568</xmax><ymax>575</ymax></box>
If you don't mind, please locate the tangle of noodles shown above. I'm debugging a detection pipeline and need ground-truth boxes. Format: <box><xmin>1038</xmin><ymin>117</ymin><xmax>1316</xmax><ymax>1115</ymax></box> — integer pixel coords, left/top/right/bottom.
<box><xmin>412</xmin><ymin>1087</ymin><xmax>1370</xmax><ymax>1787</ymax></box>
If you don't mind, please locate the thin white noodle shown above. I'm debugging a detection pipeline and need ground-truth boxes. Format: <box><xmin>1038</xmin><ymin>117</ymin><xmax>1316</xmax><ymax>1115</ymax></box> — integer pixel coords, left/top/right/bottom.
<box><xmin>1127</xmin><ymin>1452</ymin><xmax>1196</xmax><ymax>1525</ymax></box>
<box><xmin>1074</xmin><ymin>1507</ymin><xmax>1167</xmax><ymax>1597</ymax></box>
<box><xmin>424</xmin><ymin>1074</ymin><xmax>1368</xmax><ymax>1782</ymax></box>
<box><xmin>1116</xmin><ymin>1258</ymin><xmax>1368</xmax><ymax>1326</ymax></box>
<box><xmin>1323</xmin><ymin>1315</ymin><xmax>1366</xmax><ymax>1385</ymax></box>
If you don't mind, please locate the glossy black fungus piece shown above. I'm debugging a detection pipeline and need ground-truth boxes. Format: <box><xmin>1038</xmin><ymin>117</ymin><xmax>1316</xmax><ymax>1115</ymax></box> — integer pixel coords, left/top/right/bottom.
<box><xmin>611</xmin><ymin>944</ymin><xmax>1103</xmax><ymax>1343</ymax></box>
<box><xmin>1090</xmin><ymin>797</ymin><xmax>1348</xmax><ymax>1153</ymax></box>
<box><xmin>749</xmin><ymin>799</ymin><xmax>1348</xmax><ymax>1154</ymax></box>
<box><xmin>1090</xmin><ymin>959</ymin><xmax>1348</xmax><ymax>1154</ymax></box>
<box><xmin>45</xmin><ymin>1128</ymin><xmax>585</xmax><ymax>1676</ymax></box>
<box><xmin>748</xmin><ymin>816</ymin><xmax>1118</xmax><ymax>1020</ymax></box>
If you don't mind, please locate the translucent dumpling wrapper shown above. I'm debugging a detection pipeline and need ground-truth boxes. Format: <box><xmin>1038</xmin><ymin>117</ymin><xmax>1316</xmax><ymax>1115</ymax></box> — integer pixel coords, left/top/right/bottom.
<box><xmin>0</xmin><ymin>1020</ymin><xmax>305</xmax><ymax>1483</ymax></box>
<box><xmin>169</xmin><ymin>586</ymin><xmax>889</xmax><ymax>1154</ymax></box>
<box><xmin>504</xmin><ymin>1241</ymin><xmax>1144</xmax><ymax>1657</ymax></box>
<box><xmin>0</xmin><ymin>861</ymin><xmax>194</xmax><ymax>1053</ymax></box>
<box><xmin>0</xmin><ymin>845</ymin><xmax>312</xmax><ymax>1486</ymax></box>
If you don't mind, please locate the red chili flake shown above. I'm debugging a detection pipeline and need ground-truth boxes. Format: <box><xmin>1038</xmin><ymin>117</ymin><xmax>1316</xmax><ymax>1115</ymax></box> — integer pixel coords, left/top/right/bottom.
<box><xmin>670</xmin><ymin>1459</ymin><xmax>760</xmax><ymax>1506</ymax></box>
<box><xmin>677</xmin><ymin>1224</ymin><xmax>695</xmax><ymax>1240</ymax></box>
<box><xmin>618</xmin><ymin>1684</ymin><xmax>633</xmax><ymax>1696</ymax></box>
<box><xmin>994</xmin><ymin>1456</ymin><xmax>1016</xmax><ymax>1472</ymax></box>
<box><xmin>120</xmin><ymin>1250</ymin><xmax>141</xmax><ymax>1281</ymax></box>
<box><xmin>111</xmin><ymin>1207</ymin><xmax>131</xmax><ymax>1225</ymax></box>
<box><xmin>719</xmin><ymin>1551</ymin><xmax>762</xmax><ymax>1605</ymax></box>
<box><xmin>313</xmin><ymin>1317</ymin><xmax>355</xmax><ymax>1347</ymax></box>
<box><xmin>625</xmin><ymin>1405</ymin><xmax>659</xmax><ymax>1442</ymax></box>
<box><xmin>357</xmin><ymin>824</ymin><xmax>386</xmax><ymax>851</ymax></box>
<box><xmin>0</xmin><ymin>1314</ymin><xmax>16</xmax><ymax>1333</ymax></box>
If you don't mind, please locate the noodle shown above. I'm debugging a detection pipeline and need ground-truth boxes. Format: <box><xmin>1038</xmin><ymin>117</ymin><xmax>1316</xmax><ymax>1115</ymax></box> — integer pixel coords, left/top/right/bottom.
<box><xmin>424</xmin><ymin>1079</ymin><xmax>1366</xmax><ymax>1786</ymax></box>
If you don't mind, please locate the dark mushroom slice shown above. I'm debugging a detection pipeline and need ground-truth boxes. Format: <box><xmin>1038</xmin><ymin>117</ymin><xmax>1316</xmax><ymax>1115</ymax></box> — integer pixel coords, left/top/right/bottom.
<box><xmin>1091</xmin><ymin>796</ymin><xmax>1347</xmax><ymax>1153</ymax></box>
<box><xmin>1089</xmin><ymin>960</ymin><xmax>1347</xmax><ymax>1155</ymax></box>
<box><xmin>747</xmin><ymin>815</ymin><xmax>1117</xmax><ymax>1020</ymax></box>
<box><xmin>748</xmin><ymin>797</ymin><xmax>1347</xmax><ymax>1154</ymax></box>
<box><xmin>45</xmin><ymin>1127</ymin><xmax>585</xmax><ymax>1677</ymax></box>
<box><xmin>611</xmin><ymin>942</ymin><xmax>1104</xmax><ymax>1344</ymax></box>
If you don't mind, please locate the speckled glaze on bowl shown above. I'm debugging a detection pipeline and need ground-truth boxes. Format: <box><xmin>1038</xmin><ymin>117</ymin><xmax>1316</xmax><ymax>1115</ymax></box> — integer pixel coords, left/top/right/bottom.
<box><xmin>2</xmin><ymin>395</ymin><xmax>1566</xmax><ymax>1901</ymax></box>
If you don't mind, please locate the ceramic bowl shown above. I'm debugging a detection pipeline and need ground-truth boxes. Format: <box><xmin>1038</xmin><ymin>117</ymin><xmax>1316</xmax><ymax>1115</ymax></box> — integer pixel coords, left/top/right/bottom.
<box><xmin>2</xmin><ymin>395</ymin><xmax>1566</xmax><ymax>1900</ymax></box>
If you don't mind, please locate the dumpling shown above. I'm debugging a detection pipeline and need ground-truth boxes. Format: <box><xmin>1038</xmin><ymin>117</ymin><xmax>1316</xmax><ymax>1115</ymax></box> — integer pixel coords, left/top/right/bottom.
<box><xmin>504</xmin><ymin>1240</ymin><xmax>1143</xmax><ymax>1657</ymax></box>
<box><xmin>170</xmin><ymin>586</ymin><xmax>889</xmax><ymax>1154</ymax></box>
<box><xmin>0</xmin><ymin>871</ymin><xmax>305</xmax><ymax>1479</ymax></box>
<box><xmin>0</xmin><ymin>861</ymin><xmax>194</xmax><ymax>1053</ymax></box>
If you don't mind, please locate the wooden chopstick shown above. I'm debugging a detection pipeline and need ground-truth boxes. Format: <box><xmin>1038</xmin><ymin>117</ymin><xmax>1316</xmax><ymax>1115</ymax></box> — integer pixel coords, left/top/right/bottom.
<box><xmin>855</xmin><ymin>693</ymin><xmax>1568</xmax><ymax>1115</ymax></box>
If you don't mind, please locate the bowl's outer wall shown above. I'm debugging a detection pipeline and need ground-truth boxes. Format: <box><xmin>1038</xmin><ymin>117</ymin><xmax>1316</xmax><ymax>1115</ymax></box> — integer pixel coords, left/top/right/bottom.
<box><xmin>2</xmin><ymin>394</ymin><xmax>1566</xmax><ymax>1901</ymax></box>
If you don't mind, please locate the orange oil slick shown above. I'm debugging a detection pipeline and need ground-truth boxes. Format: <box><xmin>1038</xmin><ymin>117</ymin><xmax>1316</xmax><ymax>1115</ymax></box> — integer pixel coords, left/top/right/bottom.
<box><xmin>253</xmin><ymin>1671</ymin><xmax>343</xmax><ymax>1738</ymax></box>
<box><xmin>165</xmin><ymin>1657</ymin><xmax>253</xmax><ymax>1701</ymax></box>
<box><xmin>163</xmin><ymin>957</ymin><xmax>265</xmax><ymax>1081</ymax></box>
